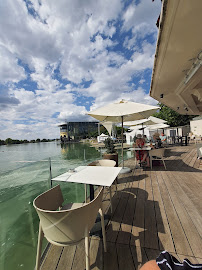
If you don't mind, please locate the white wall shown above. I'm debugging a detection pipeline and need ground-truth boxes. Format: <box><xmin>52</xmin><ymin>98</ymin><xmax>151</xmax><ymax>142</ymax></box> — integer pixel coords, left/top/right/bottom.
<box><xmin>190</xmin><ymin>119</ymin><xmax>202</xmax><ymax>136</ymax></box>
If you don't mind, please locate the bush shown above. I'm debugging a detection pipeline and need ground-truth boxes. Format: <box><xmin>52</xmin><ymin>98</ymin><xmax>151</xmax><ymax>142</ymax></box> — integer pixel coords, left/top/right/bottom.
<box><xmin>104</xmin><ymin>137</ymin><xmax>116</xmax><ymax>154</ymax></box>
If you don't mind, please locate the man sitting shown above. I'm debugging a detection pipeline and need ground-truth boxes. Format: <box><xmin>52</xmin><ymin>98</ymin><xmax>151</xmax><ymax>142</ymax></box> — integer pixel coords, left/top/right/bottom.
<box><xmin>160</xmin><ymin>132</ymin><xmax>167</xmax><ymax>144</ymax></box>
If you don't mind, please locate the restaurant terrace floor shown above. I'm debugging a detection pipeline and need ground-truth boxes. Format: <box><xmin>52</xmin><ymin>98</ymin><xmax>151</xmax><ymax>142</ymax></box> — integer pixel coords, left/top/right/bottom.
<box><xmin>39</xmin><ymin>144</ymin><xmax>202</xmax><ymax>270</ymax></box>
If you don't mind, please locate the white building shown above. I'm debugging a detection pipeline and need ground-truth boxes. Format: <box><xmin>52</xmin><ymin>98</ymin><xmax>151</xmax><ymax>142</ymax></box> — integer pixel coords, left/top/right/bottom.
<box><xmin>190</xmin><ymin>116</ymin><xmax>202</xmax><ymax>137</ymax></box>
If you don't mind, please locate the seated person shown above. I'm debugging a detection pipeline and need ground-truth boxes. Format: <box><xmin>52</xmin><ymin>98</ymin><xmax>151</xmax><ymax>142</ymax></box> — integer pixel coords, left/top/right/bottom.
<box><xmin>153</xmin><ymin>132</ymin><xmax>162</xmax><ymax>148</ymax></box>
<box><xmin>133</xmin><ymin>134</ymin><xmax>150</xmax><ymax>167</ymax></box>
<box><xmin>160</xmin><ymin>132</ymin><xmax>167</xmax><ymax>144</ymax></box>
<box><xmin>143</xmin><ymin>134</ymin><xmax>148</xmax><ymax>143</ymax></box>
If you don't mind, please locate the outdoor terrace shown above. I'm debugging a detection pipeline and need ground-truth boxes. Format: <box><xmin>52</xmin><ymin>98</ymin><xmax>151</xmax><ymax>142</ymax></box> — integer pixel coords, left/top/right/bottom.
<box><xmin>39</xmin><ymin>144</ymin><xmax>202</xmax><ymax>270</ymax></box>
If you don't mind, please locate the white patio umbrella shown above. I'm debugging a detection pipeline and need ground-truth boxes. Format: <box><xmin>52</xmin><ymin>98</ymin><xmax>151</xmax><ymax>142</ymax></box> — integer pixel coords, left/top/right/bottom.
<box><xmin>88</xmin><ymin>100</ymin><xmax>159</xmax><ymax>173</ymax></box>
<box><xmin>123</xmin><ymin>116</ymin><xmax>166</xmax><ymax>127</ymax></box>
<box><xmin>101</xmin><ymin>121</ymin><xmax>116</xmax><ymax>136</ymax></box>
<box><xmin>124</xmin><ymin>116</ymin><xmax>166</xmax><ymax>135</ymax></box>
<box><xmin>148</xmin><ymin>123</ymin><xmax>169</xmax><ymax>130</ymax></box>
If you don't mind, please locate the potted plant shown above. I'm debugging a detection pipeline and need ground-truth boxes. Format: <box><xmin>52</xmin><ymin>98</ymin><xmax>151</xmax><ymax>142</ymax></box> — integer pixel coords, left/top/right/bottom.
<box><xmin>103</xmin><ymin>137</ymin><xmax>118</xmax><ymax>167</ymax></box>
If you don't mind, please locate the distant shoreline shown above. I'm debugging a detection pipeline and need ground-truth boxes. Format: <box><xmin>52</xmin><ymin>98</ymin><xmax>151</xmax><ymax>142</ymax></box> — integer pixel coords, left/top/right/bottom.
<box><xmin>0</xmin><ymin>138</ymin><xmax>59</xmax><ymax>146</ymax></box>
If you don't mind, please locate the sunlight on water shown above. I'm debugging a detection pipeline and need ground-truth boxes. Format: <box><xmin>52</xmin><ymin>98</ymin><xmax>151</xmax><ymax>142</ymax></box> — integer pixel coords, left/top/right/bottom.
<box><xmin>0</xmin><ymin>142</ymin><xmax>132</xmax><ymax>270</ymax></box>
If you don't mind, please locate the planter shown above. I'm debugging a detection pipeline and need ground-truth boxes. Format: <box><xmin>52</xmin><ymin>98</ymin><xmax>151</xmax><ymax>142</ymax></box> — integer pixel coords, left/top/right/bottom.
<box><xmin>103</xmin><ymin>152</ymin><xmax>118</xmax><ymax>167</ymax></box>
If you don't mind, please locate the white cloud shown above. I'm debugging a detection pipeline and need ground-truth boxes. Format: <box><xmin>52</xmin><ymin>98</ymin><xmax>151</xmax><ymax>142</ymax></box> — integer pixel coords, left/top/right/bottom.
<box><xmin>0</xmin><ymin>45</ymin><xmax>26</xmax><ymax>83</ymax></box>
<box><xmin>122</xmin><ymin>0</ymin><xmax>161</xmax><ymax>50</ymax></box>
<box><xmin>122</xmin><ymin>0</ymin><xmax>161</xmax><ymax>33</ymax></box>
<box><xmin>0</xmin><ymin>0</ymin><xmax>161</xmax><ymax>140</ymax></box>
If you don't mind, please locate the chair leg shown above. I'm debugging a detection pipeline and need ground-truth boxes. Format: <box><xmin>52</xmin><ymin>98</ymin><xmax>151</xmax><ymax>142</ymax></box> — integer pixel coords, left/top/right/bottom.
<box><xmin>150</xmin><ymin>157</ymin><xmax>153</xmax><ymax>169</ymax></box>
<box><xmin>99</xmin><ymin>207</ymin><xmax>107</xmax><ymax>252</ymax></box>
<box><xmin>162</xmin><ymin>158</ymin><xmax>166</xmax><ymax>170</ymax></box>
<box><xmin>115</xmin><ymin>177</ymin><xmax>118</xmax><ymax>191</ymax></box>
<box><xmin>85</xmin><ymin>233</ymin><xmax>90</xmax><ymax>270</ymax></box>
<box><xmin>84</xmin><ymin>184</ymin><xmax>87</xmax><ymax>203</ymax></box>
<box><xmin>109</xmin><ymin>187</ymin><xmax>113</xmax><ymax>213</ymax></box>
<box><xmin>35</xmin><ymin>223</ymin><xmax>44</xmax><ymax>270</ymax></box>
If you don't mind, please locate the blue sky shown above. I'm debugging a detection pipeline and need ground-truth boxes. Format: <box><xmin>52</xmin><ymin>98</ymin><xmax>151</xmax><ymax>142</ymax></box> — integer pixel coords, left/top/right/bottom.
<box><xmin>0</xmin><ymin>0</ymin><xmax>161</xmax><ymax>140</ymax></box>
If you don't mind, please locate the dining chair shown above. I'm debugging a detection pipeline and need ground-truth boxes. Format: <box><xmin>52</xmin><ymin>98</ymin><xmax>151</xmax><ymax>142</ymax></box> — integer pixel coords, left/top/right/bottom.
<box><xmin>88</xmin><ymin>159</ymin><xmax>116</xmax><ymax>213</ymax></box>
<box><xmin>149</xmin><ymin>148</ymin><xmax>167</xmax><ymax>170</ymax></box>
<box><xmin>33</xmin><ymin>185</ymin><xmax>107</xmax><ymax>270</ymax></box>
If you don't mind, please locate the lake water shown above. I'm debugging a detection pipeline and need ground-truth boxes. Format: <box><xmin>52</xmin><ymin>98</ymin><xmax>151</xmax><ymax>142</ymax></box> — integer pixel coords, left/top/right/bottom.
<box><xmin>0</xmin><ymin>142</ymin><xmax>132</xmax><ymax>270</ymax></box>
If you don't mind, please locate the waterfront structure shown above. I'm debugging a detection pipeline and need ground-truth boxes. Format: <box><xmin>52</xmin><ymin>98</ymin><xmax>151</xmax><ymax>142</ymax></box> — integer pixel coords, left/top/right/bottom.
<box><xmin>59</xmin><ymin>122</ymin><xmax>98</xmax><ymax>141</ymax></box>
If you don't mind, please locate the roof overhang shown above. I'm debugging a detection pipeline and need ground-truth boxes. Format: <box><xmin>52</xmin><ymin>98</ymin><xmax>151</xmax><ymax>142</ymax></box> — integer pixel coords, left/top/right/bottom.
<box><xmin>150</xmin><ymin>0</ymin><xmax>202</xmax><ymax>115</ymax></box>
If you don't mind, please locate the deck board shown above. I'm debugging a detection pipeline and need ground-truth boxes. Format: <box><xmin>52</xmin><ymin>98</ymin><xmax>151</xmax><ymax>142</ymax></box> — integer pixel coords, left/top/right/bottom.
<box><xmin>39</xmin><ymin>144</ymin><xmax>202</xmax><ymax>270</ymax></box>
<box><xmin>156</xmin><ymin>170</ymin><xmax>193</xmax><ymax>256</ymax></box>
<box><xmin>57</xmin><ymin>245</ymin><xmax>76</xmax><ymax>270</ymax></box>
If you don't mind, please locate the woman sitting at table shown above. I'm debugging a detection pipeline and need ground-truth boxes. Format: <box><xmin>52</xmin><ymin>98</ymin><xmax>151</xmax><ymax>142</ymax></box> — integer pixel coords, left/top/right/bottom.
<box><xmin>133</xmin><ymin>134</ymin><xmax>150</xmax><ymax>167</ymax></box>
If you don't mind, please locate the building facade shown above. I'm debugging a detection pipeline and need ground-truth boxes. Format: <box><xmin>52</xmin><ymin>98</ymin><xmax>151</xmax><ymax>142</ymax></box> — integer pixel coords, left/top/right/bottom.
<box><xmin>190</xmin><ymin>116</ymin><xmax>202</xmax><ymax>137</ymax></box>
<box><xmin>59</xmin><ymin>122</ymin><xmax>98</xmax><ymax>141</ymax></box>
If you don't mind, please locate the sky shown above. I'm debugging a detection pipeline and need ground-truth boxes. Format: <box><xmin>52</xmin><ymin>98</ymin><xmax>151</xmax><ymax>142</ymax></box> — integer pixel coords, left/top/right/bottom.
<box><xmin>0</xmin><ymin>0</ymin><xmax>162</xmax><ymax>140</ymax></box>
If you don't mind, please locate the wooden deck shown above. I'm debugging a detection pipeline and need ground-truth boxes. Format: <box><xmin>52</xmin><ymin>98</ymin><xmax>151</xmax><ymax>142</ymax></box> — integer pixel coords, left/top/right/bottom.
<box><xmin>40</xmin><ymin>144</ymin><xmax>202</xmax><ymax>270</ymax></box>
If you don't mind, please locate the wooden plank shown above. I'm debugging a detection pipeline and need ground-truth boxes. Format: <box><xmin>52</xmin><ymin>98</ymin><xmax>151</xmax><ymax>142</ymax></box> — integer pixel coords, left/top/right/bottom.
<box><xmin>103</xmin><ymin>242</ymin><xmax>118</xmax><ymax>269</ymax></box>
<box><xmin>196</xmin><ymin>257</ymin><xmax>202</xmax><ymax>264</ymax></box>
<box><xmin>168</xmin><ymin>171</ymin><xmax>202</xmax><ymax>237</ymax></box>
<box><xmin>150</xmin><ymin>170</ymin><xmax>175</xmax><ymax>253</ymax></box>
<box><xmin>71</xmin><ymin>240</ymin><xmax>86</xmax><ymax>270</ymax></box>
<box><xmin>41</xmin><ymin>245</ymin><xmax>63</xmax><ymax>270</ymax></box>
<box><xmin>57</xmin><ymin>246</ymin><xmax>76</xmax><ymax>270</ymax></box>
<box><xmin>193</xmin><ymin>158</ymin><xmax>201</xmax><ymax>169</ymax></box>
<box><xmin>177</xmin><ymin>254</ymin><xmax>200</xmax><ymax>265</ymax></box>
<box><xmin>144</xmin><ymin>248</ymin><xmax>161</xmax><ymax>261</ymax></box>
<box><xmin>145</xmin><ymin>249</ymin><xmax>188</xmax><ymax>262</ymax></box>
<box><xmin>144</xmin><ymin>171</ymin><xmax>159</xmax><ymax>250</ymax></box>
<box><xmin>130</xmin><ymin>246</ymin><xmax>148</xmax><ymax>269</ymax></box>
<box><xmin>155</xmin><ymin>170</ymin><xmax>193</xmax><ymax>256</ymax></box>
<box><xmin>102</xmin><ymin>185</ymin><xmax>116</xmax><ymax>215</ymax></box>
<box><xmin>106</xmin><ymin>180</ymin><xmax>132</xmax><ymax>243</ymax></box>
<box><xmin>116</xmin><ymin>243</ymin><xmax>135</xmax><ymax>270</ymax></box>
<box><xmin>163</xmin><ymin>171</ymin><xmax>202</xmax><ymax>258</ymax></box>
<box><xmin>89</xmin><ymin>237</ymin><xmax>103</xmax><ymax>270</ymax></box>
<box><xmin>116</xmin><ymin>176</ymin><xmax>138</xmax><ymax>244</ymax></box>
<box><xmin>173</xmin><ymin>171</ymin><xmax>202</xmax><ymax>214</ymax></box>
<box><xmin>130</xmin><ymin>174</ymin><xmax>146</xmax><ymax>247</ymax></box>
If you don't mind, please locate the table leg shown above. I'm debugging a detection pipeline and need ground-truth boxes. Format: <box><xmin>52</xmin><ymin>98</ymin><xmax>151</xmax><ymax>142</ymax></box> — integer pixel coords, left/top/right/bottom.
<box><xmin>139</xmin><ymin>150</ymin><xmax>142</xmax><ymax>167</ymax></box>
<box><xmin>89</xmin><ymin>184</ymin><xmax>94</xmax><ymax>201</ymax></box>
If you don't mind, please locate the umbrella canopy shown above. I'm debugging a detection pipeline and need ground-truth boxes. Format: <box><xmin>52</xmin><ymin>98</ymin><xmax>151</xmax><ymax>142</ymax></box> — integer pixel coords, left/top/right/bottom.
<box><xmin>123</xmin><ymin>116</ymin><xmax>166</xmax><ymax>127</ymax></box>
<box><xmin>148</xmin><ymin>123</ymin><xmax>169</xmax><ymax>130</ymax></box>
<box><xmin>101</xmin><ymin>121</ymin><xmax>116</xmax><ymax>136</ymax></box>
<box><xmin>88</xmin><ymin>100</ymin><xmax>159</xmax><ymax>172</ymax></box>
<box><xmin>99</xmin><ymin>133</ymin><xmax>108</xmax><ymax>137</ymax></box>
<box><xmin>88</xmin><ymin>100</ymin><xmax>159</xmax><ymax>122</ymax></box>
<box><xmin>123</xmin><ymin>118</ymin><xmax>155</xmax><ymax>127</ymax></box>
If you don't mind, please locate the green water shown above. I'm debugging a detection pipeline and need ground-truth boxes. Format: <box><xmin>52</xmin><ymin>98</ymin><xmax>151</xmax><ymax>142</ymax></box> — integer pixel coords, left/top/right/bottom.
<box><xmin>0</xmin><ymin>142</ymin><xmax>132</xmax><ymax>270</ymax></box>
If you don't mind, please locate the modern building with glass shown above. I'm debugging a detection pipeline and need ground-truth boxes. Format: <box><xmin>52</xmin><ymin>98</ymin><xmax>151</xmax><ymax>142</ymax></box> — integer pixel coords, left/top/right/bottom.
<box><xmin>59</xmin><ymin>122</ymin><xmax>99</xmax><ymax>141</ymax></box>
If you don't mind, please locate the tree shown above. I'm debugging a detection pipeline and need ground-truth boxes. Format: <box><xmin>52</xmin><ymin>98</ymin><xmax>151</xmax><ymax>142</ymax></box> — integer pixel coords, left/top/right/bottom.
<box><xmin>5</xmin><ymin>138</ymin><xmax>13</xmax><ymax>144</ymax></box>
<box><xmin>153</xmin><ymin>103</ymin><xmax>195</xmax><ymax>127</ymax></box>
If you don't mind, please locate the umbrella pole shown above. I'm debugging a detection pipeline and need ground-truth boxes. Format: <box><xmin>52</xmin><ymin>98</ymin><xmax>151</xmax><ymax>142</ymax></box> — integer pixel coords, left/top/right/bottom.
<box><xmin>121</xmin><ymin>116</ymin><xmax>124</xmax><ymax>168</ymax></box>
<box><xmin>120</xmin><ymin>116</ymin><xmax>131</xmax><ymax>174</ymax></box>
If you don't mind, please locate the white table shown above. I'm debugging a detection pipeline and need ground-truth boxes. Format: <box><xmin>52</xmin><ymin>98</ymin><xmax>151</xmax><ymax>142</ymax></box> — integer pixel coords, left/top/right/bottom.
<box><xmin>129</xmin><ymin>147</ymin><xmax>152</xmax><ymax>151</ymax></box>
<box><xmin>52</xmin><ymin>166</ymin><xmax>122</xmax><ymax>201</ymax></box>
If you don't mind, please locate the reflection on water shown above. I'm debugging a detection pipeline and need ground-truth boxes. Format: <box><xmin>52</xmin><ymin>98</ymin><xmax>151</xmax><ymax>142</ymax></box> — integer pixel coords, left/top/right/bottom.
<box><xmin>0</xmin><ymin>142</ymin><xmax>132</xmax><ymax>270</ymax></box>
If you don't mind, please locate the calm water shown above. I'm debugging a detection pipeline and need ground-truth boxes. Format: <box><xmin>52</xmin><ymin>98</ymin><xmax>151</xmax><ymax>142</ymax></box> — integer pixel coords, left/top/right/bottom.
<box><xmin>0</xmin><ymin>142</ymin><xmax>132</xmax><ymax>270</ymax></box>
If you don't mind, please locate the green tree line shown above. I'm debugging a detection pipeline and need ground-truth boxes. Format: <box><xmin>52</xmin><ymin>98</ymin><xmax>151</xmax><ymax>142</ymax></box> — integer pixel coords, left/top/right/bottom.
<box><xmin>0</xmin><ymin>138</ymin><xmax>56</xmax><ymax>145</ymax></box>
<box><xmin>153</xmin><ymin>103</ymin><xmax>195</xmax><ymax>126</ymax></box>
